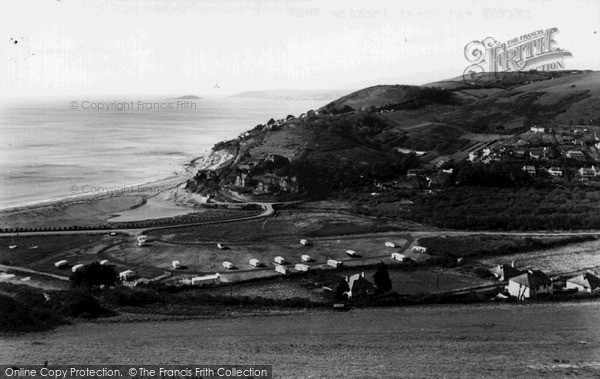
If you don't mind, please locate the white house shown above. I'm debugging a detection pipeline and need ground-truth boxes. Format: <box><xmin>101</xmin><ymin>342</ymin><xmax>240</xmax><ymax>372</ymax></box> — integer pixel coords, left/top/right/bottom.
<box><xmin>530</xmin><ymin>126</ymin><xmax>545</xmax><ymax>133</ymax></box>
<box><xmin>391</xmin><ymin>253</ymin><xmax>407</xmax><ymax>262</ymax></box>
<box><xmin>71</xmin><ymin>264</ymin><xmax>84</xmax><ymax>273</ymax></box>
<box><xmin>548</xmin><ymin>167</ymin><xmax>563</xmax><ymax>176</ymax></box>
<box><xmin>507</xmin><ymin>270</ymin><xmax>552</xmax><ymax>300</ymax></box>
<box><xmin>54</xmin><ymin>260</ymin><xmax>68</xmax><ymax>269</ymax></box>
<box><xmin>172</xmin><ymin>260</ymin><xmax>181</xmax><ymax>269</ymax></box>
<box><xmin>385</xmin><ymin>242</ymin><xmax>396</xmax><ymax>248</ymax></box>
<box><xmin>217</xmin><ymin>243</ymin><xmax>225</xmax><ymax>250</ymax></box>
<box><xmin>249</xmin><ymin>259</ymin><xmax>262</xmax><ymax>267</ymax></box>
<box><xmin>327</xmin><ymin>259</ymin><xmax>343</xmax><ymax>268</ymax></box>
<box><xmin>222</xmin><ymin>261</ymin><xmax>233</xmax><ymax>269</ymax></box>
<box><xmin>99</xmin><ymin>259</ymin><xmax>110</xmax><ymax>266</ymax></box>
<box><xmin>137</xmin><ymin>235</ymin><xmax>148</xmax><ymax>247</ymax></box>
<box><xmin>274</xmin><ymin>256</ymin><xmax>287</xmax><ymax>265</ymax></box>
<box><xmin>566</xmin><ymin>273</ymin><xmax>600</xmax><ymax>293</ymax></box>
<box><xmin>295</xmin><ymin>263</ymin><xmax>309</xmax><ymax>272</ymax></box>
<box><xmin>275</xmin><ymin>265</ymin><xmax>288</xmax><ymax>274</ymax></box>
<box><xmin>301</xmin><ymin>254</ymin><xmax>311</xmax><ymax>262</ymax></box>
<box><xmin>300</xmin><ymin>239</ymin><xmax>309</xmax><ymax>246</ymax></box>
<box><xmin>346</xmin><ymin>250</ymin><xmax>357</xmax><ymax>257</ymax></box>
<box><xmin>119</xmin><ymin>270</ymin><xmax>134</xmax><ymax>281</ymax></box>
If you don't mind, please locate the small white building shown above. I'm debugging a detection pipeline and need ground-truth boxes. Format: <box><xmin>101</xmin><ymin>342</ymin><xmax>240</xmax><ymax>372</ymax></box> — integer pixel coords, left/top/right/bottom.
<box><xmin>222</xmin><ymin>261</ymin><xmax>234</xmax><ymax>270</ymax></box>
<box><xmin>274</xmin><ymin>256</ymin><xmax>287</xmax><ymax>265</ymax></box>
<box><xmin>275</xmin><ymin>265</ymin><xmax>288</xmax><ymax>274</ymax></box>
<box><xmin>54</xmin><ymin>260</ymin><xmax>68</xmax><ymax>269</ymax></box>
<box><xmin>295</xmin><ymin>263</ymin><xmax>309</xmax><ymax>272</ymax></box>
<box><xmin>548</xmin><ymin>167</ymin><xmax>563</xmax><ymax>176</ymax></box>
<box><xmin>217</xmin><ymin>243</ymin><xmax>225</xmax><ymax>250</ymax></box>
<box><xmin>119</xmin><ymin>270</ymin><xmax>134</xmax><ymax>281</ymax></box>
<box><xmin>385</xmin><ymin>242</ymin><xmax>396</xmax><ymax>248</ymax></box>
<box><xmin>346</xmin><ymin>250</ymin><xmax>357</xmax><ymax>257</ymax></box>
<box><xmin>137</xmin><ymin>235</ymin><xmax>148</xmax><ymax>247</ymax></box>
<box><xmin>507</xmin><ymin>270</ymin><xmax>552</xmax><ymax>300</ymax></box>
<box><xmin>172</xmin><ymin>260</ymin><xmax>181</xmax><ymax>269</ymax></box>
<box><xmin>391</xmin><ymin>253</ymin><xmax>407</xmax><ymax>262</ymax></box>
<box><xmin>99</xmin><ymin>259</ymin><xmax>110</xmax><ymax>266</ymax></box>
<box><xmin>566</xmin><ymin>272</ymin><xmax>600</xmax><ymax>293</ymax></box>
<box><xmin>190</xmin><ymin>273</ymin><xmax>220</xmax><ymax>286</ymax></box>
<box><xmin>249</xmin><ymin>258</ymin><xmax>262</xmax><ymax>267</ymax></box>
<box><xmin>412</xmin><ymin>246</ymin><xmax>427</xmax><ymax>254</ymax></box>
<box><xmin>301</xmin><ymin>254</ymin><xmax>311</xmax><ymax>262</ymax></box>
<box><xmin>327</xmin><ymin>259</ymin><xmax>343</xmax><ymax>268</ymax></box>
<box><xmin>71</xmin><ymin>264</ymin><xmax>84</xmax><ymax>273</ymax></box>
<box><xmin>300</xmin><ymin>239</ymin><xmax>309</xmax><ymax>246</ymax></box>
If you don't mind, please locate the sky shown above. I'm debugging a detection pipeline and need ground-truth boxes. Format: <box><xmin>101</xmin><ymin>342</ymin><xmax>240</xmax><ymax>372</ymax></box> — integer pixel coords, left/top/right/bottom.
<box><xmin>1</xmin><ymin>0</ymin><xmax>599</xmax><ymax>98</ymax></box>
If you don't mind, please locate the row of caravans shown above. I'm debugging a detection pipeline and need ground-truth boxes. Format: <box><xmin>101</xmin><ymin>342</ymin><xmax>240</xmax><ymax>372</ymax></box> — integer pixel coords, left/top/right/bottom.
<box><xmin>54</xmin><ymin>259</ymin><xmax>135</xmax><ymax>281</ymax></box>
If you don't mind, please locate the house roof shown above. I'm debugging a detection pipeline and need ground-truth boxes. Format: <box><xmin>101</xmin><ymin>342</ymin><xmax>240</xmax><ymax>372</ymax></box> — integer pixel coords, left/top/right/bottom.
<box><xmin>510</xmin><ymin>270</ymin><xmax>551</xmax><ymax>288</ymax></box>
<box><xmin>567</xmin><ymin>273</ymin><xmax>600</xmax><ymax>290</ymax></box>
<box><xmin>347</xmin><ymin>274</ymin><xmax>376</xmax><ymax>294</ymax></box>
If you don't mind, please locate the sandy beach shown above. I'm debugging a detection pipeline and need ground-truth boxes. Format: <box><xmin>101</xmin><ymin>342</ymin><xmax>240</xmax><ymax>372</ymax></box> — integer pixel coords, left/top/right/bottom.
<box><xmin>0</xmin><ymin>149</ymin><xmax>238</xmax><ymax>230</ymax></box>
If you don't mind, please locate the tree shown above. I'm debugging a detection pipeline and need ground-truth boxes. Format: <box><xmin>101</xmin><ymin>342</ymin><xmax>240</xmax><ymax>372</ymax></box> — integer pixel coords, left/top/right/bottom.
<box><xmin>70</xmin><ymin>261</ymin><xmax>118</xmax><ymax>289</ymax></box>
<box><xmin>372</xmin><ymin>261</ymin><xmax>392</xmax><ymax>294</ymax></box>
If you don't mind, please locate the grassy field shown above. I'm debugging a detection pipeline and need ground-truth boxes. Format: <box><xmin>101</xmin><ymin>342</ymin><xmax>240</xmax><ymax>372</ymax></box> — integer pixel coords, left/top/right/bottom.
<box><xmin>150</xmin><ymin>210</ymin><xmax>404</xmax><ymax>243</ymax></box>
<box><xmin>0</xmin><ymin>234</ymin><xmax>108</xmax><ymax>266</ymax></box>
<box><xmin>479</xmin><ymin>238</ymin><xmax>600</xmax><ymax>276</ymax></box>
<box><xmin>104</xmin><ymin>233</ymin><xmax>411</xmax><ymax>275</ymax></box>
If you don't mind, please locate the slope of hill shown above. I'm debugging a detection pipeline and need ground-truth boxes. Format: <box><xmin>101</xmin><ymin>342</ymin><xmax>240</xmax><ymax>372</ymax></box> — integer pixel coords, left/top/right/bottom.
<box><xmin>230</xmin><ymin>89</ymin><xmax>350</xmax><ymax>101</ymax></box>
<box><xmin>187</xmin><ymin>70</ymin><xmax>600</xmax><ymax>200</ymax></box>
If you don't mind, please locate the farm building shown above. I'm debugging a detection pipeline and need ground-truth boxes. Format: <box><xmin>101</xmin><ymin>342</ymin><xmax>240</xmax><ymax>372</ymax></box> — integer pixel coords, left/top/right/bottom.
<box><xmin>274</xmin><ymin>256</ymin><xmax>287</xmax><ymax>265</ymax></box>
<box><xmin>385</xmin><ymin>242</ymin><xmax>396</xmax><ymax>248</ymax></box>
<box><xmin>172</xmin><ymin>260</ymin><xmax>181</xmax><ymax>269</ymax></box>
<box><xmin>507</xmin><ymin>270</ymin><xmax>552</xmax><ymax>300</ymax></box>
<box><xmin>391</xmin><ymin>253</ymin><xmax>407</xmax><ymax>262</ymax></box>
<box><xmin>301</xmin><ymin>254</ymin><xmax>311</xmax><ymax>262</ymax></box>
<box><xmin>344</xmin><ymin>272</ymin><xmax>376</xmax><ymax>299</ymax></box>
<box><xmin>188</xmin><ymin>274</ymin><xmax>220</xmax><ymax>286</ymax></box>
<box><xmin>54</xmin><ymin>260</ymin><xmax>68</xmax><ymax>269</ymax></box>
<box><xmin>295</xmin><ymin>263</ymin><xmax>309</xmax><ymax>272</ymax></box>
<box><xmin>346</xmin><ymin>250</ymin><xmax>357</xmax><ymax>257</ymax></box>
<box><xmin>222</xmin><ymin>261</ymin><xmax>234</xmax><ymax>270</ymax></box>
<box><xmin>489</xmin><ymin>262</ymin><xmax>523</xmax><ymax>281</ymax></box>
<box><xmin>566</xmin><ymin>272</ymin><xmax>600</xmax><ymax>293</ymax></box>
<box><xmin>275</xmin><ymin>265</ymin><xmax>288</xmax><ymax>274</ymax></box>
<box><xmin>412</xmin><ymin>246</ymin><xmax>427</xmax><ymax>253</ymax></box>
<box><xmin>249</xmin><ymin>258</ymin><xmax>262</xmax><ymax>267</ymax></box>
<box><xmin>327</xmin><ymin>259</ymin><xmax>343</xmax><ymax>268</ymax></box>
<box><xmin>300</xmin><ymin>239</ymin><xmax>309</xmax><ymax>246</ymax></box>
<box><xmin>71</xmin><ymin>264</ymin><xmax>84</xmax><ymax>273</ymax></box>
<box><xmin>119</xmin><ymin>270</ymin><xmax>134</xmax><ymax>281</ymax></box>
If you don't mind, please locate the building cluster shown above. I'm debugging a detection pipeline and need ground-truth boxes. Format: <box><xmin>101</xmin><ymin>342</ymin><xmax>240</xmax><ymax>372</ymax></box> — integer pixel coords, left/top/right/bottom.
<box><xmin>490</xmin><ymin>261</ymin><xmax>600</xmax><ymax>300</ymax></box>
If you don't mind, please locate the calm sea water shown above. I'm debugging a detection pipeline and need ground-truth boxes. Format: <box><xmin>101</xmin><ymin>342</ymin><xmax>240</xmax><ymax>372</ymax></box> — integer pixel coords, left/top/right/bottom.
<box><xmin>1</xmin><ymin>302</ymin><xmax>599</xmax><ymax>378</ymax></box>
<box><xmin>0</xmin><ymin>97</ymin><xmax>323</xmax><ymax>209</ymax></box>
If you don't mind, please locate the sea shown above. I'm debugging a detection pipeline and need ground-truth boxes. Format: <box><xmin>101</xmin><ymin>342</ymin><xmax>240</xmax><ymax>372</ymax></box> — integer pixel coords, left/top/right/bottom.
<box><xmin>0</xmin><ymin>96</ymin><xmax>324</xmax><ymax>209</ymax></box>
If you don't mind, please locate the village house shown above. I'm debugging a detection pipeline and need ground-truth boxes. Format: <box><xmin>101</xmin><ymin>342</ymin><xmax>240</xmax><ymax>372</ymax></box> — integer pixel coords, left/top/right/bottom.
<box><xmin>507</xmin><ymin>270</ymin><xmax>553</xmax><ymax>300</ymax></box>
<box><xmin>578</xmin><ymin>167</ymin><xmax>596</xmax><ymax>178</ymax></box>
<box><xmin>522</xmin><ymin>165</ymin><xmax>536</xmax><ymax>175</ymax></box>
<box><xmin>489</xmin><ymin>261</ymin><xmax>522</xmax><ymax>281</ymax></box>
<box><xmin>530</xmin><ymin>126</ymin><xmax>546</xmax><ymax>133</ymax></box>
<box><xmin>529</xmin><ymin>148</ymin><xmax>543</xmax><ymax>159</ymax></box>
<box><xmin>344</xmin><ymin>272</ymin><xmax>376</xmax><ymax>299</ymax></box>
<box><xmin>547</xmin><ymin>167</ymin><xmax>563</xmax><ymax>176</ymax></box>
<box><xmin>566</xmin><ymin>150</ymin><xmax>585</xmax><ymax>159</ymax></box>
<box><xmin>565</xmin><ymin>272</ymin><xmax>600</xmax><ymax>293</ymax></box>
<box><xmin>235</xmin><ymin>172</ymin><xmax>250</xmax><ymax>187</ymax></box>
